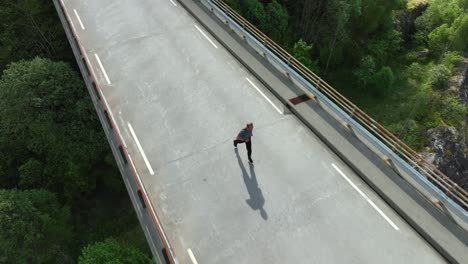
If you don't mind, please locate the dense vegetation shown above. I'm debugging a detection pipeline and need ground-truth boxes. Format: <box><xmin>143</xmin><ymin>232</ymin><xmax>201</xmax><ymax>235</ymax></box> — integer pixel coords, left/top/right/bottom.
<box><xmin>0</xmin><ymin>0</ymin><xmax>151</xmax><ymax>263</ymax></box>
<box><xmin>225</xmin><ymin>0</ymin><xmax>467</xmax><ymax>150</ymax></box>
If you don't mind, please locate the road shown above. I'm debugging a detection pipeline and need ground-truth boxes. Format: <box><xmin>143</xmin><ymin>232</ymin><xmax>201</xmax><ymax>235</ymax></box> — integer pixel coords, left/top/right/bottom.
<box><xmin>60</xmin><ymin>0</ymin><xmax>447</xmax><ymax>263</ymax></box>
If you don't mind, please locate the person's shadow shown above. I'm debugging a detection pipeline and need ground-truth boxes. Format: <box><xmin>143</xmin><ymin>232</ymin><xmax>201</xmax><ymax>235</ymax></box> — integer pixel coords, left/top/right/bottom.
<box><xmin>235</xmin><ymin>148</ymin><xmax>268</xmax><ymax>220</ymax></box>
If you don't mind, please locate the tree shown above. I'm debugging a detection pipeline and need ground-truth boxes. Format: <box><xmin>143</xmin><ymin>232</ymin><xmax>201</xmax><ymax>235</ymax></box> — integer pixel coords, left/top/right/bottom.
<box><xmin>240</xmin><ymin>0</ymin><xmax>266</xmax><ymax>27</ymax></box>
<box><xmin>78</xmin><ymin>238</ymin><xmax>151</xmax><ymax>264</ymax></box>
<box><xmin>368</xmin><ymin>30</ymin><xmax>402</xmax><ymax>65</ymax></box>
<box><xmin>429</xmin><ymin>64</ymin><xmax>452</xmax><ymax>89</ymax></box>
<box><xmin>293</xmin><ymin>39</ymin><xmax>319</xmax><ymax>73</ymax></box>
<box><xmin>352</xmin><ymin>0</ymin><xmax>405</xmax><ymax>36</ymax></box>
<box><xmin>262</xmin><ymin>0</ymin><xmax>289</xmax><ymax>43</ymax></box>
<box><xmin>0</xmin><ymin>189</ymin><xmax>72</xmax><ymax>263</ymax></box>
<box><xmin>441</xmin><ymin>51</ymin><xmax>463</xmax><ymax>70</ymax></box>
<box><xmin>428</xmin><ymin>24</ymin><xmax>454</xmax><ymax>56</ymax></box>
<box><xmin>0</xmin><ymin>58</ymin><xmax>107</xmax><ymax>202</ymax></box>
<box><xmin>451</xmin><ymin>14</ymin><xmax>468</xmax><ymax>52</ymax></box>
<box><xmin>371</xmin><ymin>66</ymin><xmax>395</xmax><ymax>96</ymax></box>
<box><xmin>354</xmin><ymin>55</ymin><xmax>376</xmax><ymax>87</ymax></box>
<box><xmin>0</xmin><ymin>0</ymin><xmax>74</xmax><ymax>70</ymax></box>
<box><xmin>223</xmin><ymin>0</ymin><xmax>242</xmax><ymax>13</ymax></box>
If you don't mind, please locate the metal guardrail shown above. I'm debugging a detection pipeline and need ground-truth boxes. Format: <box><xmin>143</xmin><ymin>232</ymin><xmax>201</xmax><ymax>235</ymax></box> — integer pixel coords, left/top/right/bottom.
<box><xmin>204</xmin><ymin>0</ymin><xmax>467</xmax><ymax>220</ymax></box>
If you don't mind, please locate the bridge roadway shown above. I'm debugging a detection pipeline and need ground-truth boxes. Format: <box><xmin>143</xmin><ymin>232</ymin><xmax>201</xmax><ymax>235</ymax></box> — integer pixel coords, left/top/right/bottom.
<box><xmin>61</xmin><ymin>0</ymin><xmax>447</xmax><ymax>263</ymax></box>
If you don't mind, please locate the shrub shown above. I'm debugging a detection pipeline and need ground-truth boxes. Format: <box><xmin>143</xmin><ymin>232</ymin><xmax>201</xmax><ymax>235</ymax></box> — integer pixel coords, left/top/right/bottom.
<box><xmin>429</xmin><ymin>64</ymin><xmax>452</xmax><ymax>89</ymax></box>
<box><xmin>372</xmin><ymin>66</ymin><xmax>395</xmax><ymax>97</ymax></box>
<box><xmin>441</xmin><ymin>50</ymin><xmax>463</xmax><ymax>69</ymax></box>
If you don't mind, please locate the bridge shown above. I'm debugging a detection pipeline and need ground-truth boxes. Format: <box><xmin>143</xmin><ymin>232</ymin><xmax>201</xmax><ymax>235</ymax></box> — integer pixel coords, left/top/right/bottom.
<box><xmin>54</xmin><ymin>0</ymin><xmax>467</xmax><ymax>263</ymax></box>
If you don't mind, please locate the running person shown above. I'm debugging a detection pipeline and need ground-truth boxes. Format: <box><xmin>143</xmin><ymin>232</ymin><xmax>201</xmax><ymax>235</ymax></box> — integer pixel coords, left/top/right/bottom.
<box><xmin>234</xmin><ymin>122</ymin><xmax>254</xmax><ymax>163</ymax></box>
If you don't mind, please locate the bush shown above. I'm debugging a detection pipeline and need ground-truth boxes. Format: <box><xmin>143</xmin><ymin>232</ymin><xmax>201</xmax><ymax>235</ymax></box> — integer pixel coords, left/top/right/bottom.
<box><xmin>441</xmin><ymin>50</ymin><xmax>463</xmax><ymax>69</ymax></box>
<box><xmin>429</xmin><ymin>64</ymin><xmax>452</xmax><ymax>89</ymax></box>
<box><xmin>79</xmin><ymin>238</ymin><xmax>151</xmax><ymax>264</ymax></box>
<box><xmin>440</xmin><ymin>95</ymin><xmax>468</xmax><ymax>126</ymax></box>
<box><xmin>406</xmin><ymin>62</ymin><xmax>426</xmax><ymax>82</ymax></box>
<box><xmin>372</xmin><ymin>66</ymin><xmax>395</xmax><ymax>96</ymax></box>
<box><xmin>354</xmin><ymin>55</ymin><xmax>376</xmax><ymax>86</ymax></box>
<box><xmin>428</xmin><ymin>24</ymin><xmax>453</xmax><ymax>56</ymax></box>
<box><xmin>388</xmin><ymin>120</ymin><xmax>424</xmax><ymax>150</ymax></box>
<box><xmin>293</xmin><ymin>39</ymin><xmax>320</xmax><ymax>73</ymax></box>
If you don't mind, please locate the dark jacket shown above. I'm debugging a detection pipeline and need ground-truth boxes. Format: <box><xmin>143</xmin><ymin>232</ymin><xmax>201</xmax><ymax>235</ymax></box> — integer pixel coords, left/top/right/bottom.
<box><xmin>237</xmin><ymin>128</ymin><xmax>252</xmax><ymax>141</ymax></box>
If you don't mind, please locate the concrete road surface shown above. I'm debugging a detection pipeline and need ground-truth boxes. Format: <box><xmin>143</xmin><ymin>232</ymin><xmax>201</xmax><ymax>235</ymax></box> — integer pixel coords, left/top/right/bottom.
<box><xmin>61</xmin><ymin>0</ymin><xmax>447</xmax><ymax>263</ymax></box>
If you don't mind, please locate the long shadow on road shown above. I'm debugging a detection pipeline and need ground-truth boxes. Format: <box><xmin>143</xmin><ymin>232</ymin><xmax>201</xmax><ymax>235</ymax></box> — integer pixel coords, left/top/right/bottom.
<box><xmin>235</xmin><ymin>148</ymin><xmax>268</xmax><ymax>220</ymax></box>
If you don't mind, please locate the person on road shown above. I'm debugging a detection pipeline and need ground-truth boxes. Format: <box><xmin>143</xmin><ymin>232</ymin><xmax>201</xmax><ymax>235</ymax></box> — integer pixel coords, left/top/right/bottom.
<box><xmin>234</xmin><ymin>122</ymin><xmax>254</xmax><ymax>163</ymax></box>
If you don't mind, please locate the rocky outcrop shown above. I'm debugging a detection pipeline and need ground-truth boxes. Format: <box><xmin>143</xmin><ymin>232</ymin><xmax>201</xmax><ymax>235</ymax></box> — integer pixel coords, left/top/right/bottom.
<box><xmin>426</xmin><ymin>125</ymin><xmax>468</xmax><ymax>191</ymax></box>
<box><xmin>457</xmin><ymin>58</ymin><xmax>468</xmax><ymax>104</ymax></box>
<box><xmin>422</xmin><ymin>58</ymin><xmax>468</xmax><ymax>192</ymax></box>
<box><xmin>448</xmin><ymin>58</ymin><xmax>467</xmax><ymax>100</ymax></box>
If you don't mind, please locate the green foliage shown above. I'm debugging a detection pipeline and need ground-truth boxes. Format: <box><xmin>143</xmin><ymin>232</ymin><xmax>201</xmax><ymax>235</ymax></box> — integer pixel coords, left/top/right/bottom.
<box><xmin>0</xmin><ymin>189</ymin><xmax>73</xmax><ymax>264</ymax></box>
<box><xmin>372</xmin><ymin>66</ymin><xmax>396</xmax><ymax>96</ymax></box>
<box><xmin>415</xmin><ymin>0</ymin><xmax>463</xmax><ymax>33</ymax></box>
<box><xmin>78</xmin><ymin>238</ymin><xmax>151</xmax><ymax>264</ymax></box>
<box><xmin>406</xmin><ymin>62</ymin><xmax>427</xmax><ymax>82</ymax></box>
<box><xmin>415</xmin><ymin>0</ymin><xmax>467</xmax><ymax>54</ymax></box>
<box><xmin>441</xmin><ymin>51</ymin><xmax>463</xmax><ymax>69</ymax></box>
<box><xmin>262</xmin><ymin>0</ymin><xmax>289</xmax><ymax>43</ymax></box>
<box><xmin>451</xmin><ymin>14</ymin><xmax>468</xmax><ymax>52</ymax></box>
<box><xmin>439</xmin><ymin>96</ymin><xmax>468</xmax><ymax>126</ymax></box>
<box><xmin>354</xmin><ymin>55</ymin><xmax>376</xmax><ymax>86</ymax></box>
<box><xmin>353</xmin><ymin>0</ymin><xmax>405</xmax><ymax>35</ymax></box>
<box><xmin>0</xmin><ymin>58</ymin><xmax>107</xmax><ymax>202</ymax></box>
<box><xmin>18</xmin><ymin>159</ymin><xmax>44</xmax><ymax>188</ymax></box>
<box><xmin>293</xmin><ymin>39</ymin><xmax>319</xmax><ymax>73</ymax></box>
<box><xmin>0</xmin><ymin>0</ymin><xmax>74</xmax><ymax>70</ymax></box>
<box><xmin>458</xmin><ymin>0</ymin><xmax>468</xmax><ymax>9</ymax></box>
<box><xmin>223</xmin><ymin>0</ymin><xmax>242</xmax><ymax>13</ymax></box>
<box><xmin>428</xmin><ymin>23</ymin><xmax>453</xmax><ymax>56</ymax></box>
<box><xmin>241</xmin><ymin>0</ymin><xmax>266</xmax><ymax>26</ymax></box>
<box><xmin>388</xmin><ymin>120</ymin><xmax>425</xmax><ymax>150</ymax></box>
<box><xmin>429</xmin><ymin>64</ymin><xmax>452</xmax><ymax>89</ymax></box>
<box><xmin>422</xmin><ymin>94</ymin><xmax>468</xmax><ymax>128</ymax></box>
<box><xmin>368</xmin><ymin>30</ymin><xmax>402</xmax><ymax>65</ymax></box>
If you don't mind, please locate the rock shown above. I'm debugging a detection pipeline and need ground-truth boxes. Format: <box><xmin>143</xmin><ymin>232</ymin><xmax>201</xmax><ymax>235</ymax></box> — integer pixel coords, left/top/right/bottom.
<box><xmin>426</xmin><ymin>125</ymin><xmax>468</xmax><ymax>192</ymax></box>
<box><xmin>395</xmin><ymin>3</ymin><xmax>428</xmax><ymax>44</ymax></box>
<box><xmin>420</xmin><ymin>151</ymin><xmax>436</xmax><ymax>164</ymax></box>
<box><xmin>449</xmin><ymin>58</ymin><xmax>468</xmax><ymax>104</ymax></box>
<box><xmin>459</xmin><ymin>59</ymin><xmax>468</xmax><ymax>104</ymax></box>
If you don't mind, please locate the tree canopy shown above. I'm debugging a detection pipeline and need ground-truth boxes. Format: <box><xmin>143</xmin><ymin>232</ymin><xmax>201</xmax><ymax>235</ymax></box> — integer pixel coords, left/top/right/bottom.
<box><xmin>0</xmin><ymin>58</ymin><xmax>106</xmax><ymax>202</ymax></box>
<box><xmin>0</xmin><ymin>0</ymin><xmax>74</xmax><ymax>71</ymax></box>
<box><xmin>78</xmin><ymin>238</ymin><xmax>152</xmax><ymax>264</ymax></box>
<box><xmin>0</xmin><ymin>189</ymin><xmax>73</xmax><ymax>263</ymax></box>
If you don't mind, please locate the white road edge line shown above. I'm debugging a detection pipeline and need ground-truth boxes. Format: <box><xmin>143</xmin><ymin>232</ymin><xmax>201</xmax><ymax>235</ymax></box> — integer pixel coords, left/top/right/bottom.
<box><xmin>73</xmin><ymin>9</ymin><xmax>85</xmax><ymax>30</ymax></box>
<box><xmin>127</xmin><ymin>123</ymin><xmax>155</xmax><ymax>175</ymax></box>
<box><xmin>94</xmin><ymin>53</ymin><xmax>111</xmax><ymax>85</ymax></box>
<box><xmin>246</xmin><ymin>77</ymin><xmax>283</xmax><ymax>115</ymax></box>
<box><xmin>194</xmin><ymin>24</ymin><xmax>218</xmax><ymax>49</ymax></box>
<box><xmin>331</xmin><ymin>163</ymin><xmax>400</xmax><ymax>231</ymax></box>
<box><xmin>187</xmin><ymin>248</ymin><xmax>199</xmax><ymax>264</ymax></box>
<box><xmin>169</xmin><ymin>0</ymin><xmax>177</xmax><ymax>6</ymax></box>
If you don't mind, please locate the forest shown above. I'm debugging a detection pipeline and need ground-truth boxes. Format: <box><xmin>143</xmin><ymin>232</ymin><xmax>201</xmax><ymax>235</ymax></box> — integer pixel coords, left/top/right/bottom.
<box><xmin>0</xmin><ymin>0</ymin><xmax>152</xmax><ymax>263</ymax></box>
<box><xmin>0</xmin><ymin>0</ymin><xmax>466</xmax><ymax>263</ymax></box>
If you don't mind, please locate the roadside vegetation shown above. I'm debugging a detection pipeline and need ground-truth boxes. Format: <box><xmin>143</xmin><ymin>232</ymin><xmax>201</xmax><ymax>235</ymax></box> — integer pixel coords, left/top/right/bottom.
<box><xmin>0</xmin><ymin>1</ymin><xmax>151</xmax><ymax>263</ymax></box>
<box><xmin>224</xmin><ymin>0</ymin><xmax>467</xmax><ymax>150</ymax></box>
